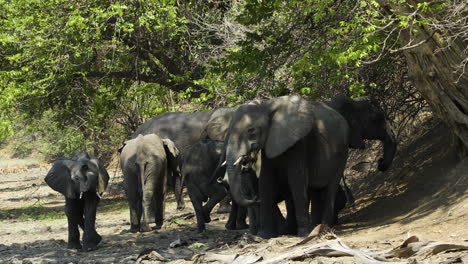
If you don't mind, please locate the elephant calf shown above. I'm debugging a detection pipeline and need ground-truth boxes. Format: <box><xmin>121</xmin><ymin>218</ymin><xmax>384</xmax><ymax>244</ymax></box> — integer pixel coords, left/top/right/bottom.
<box><xmin>45</xmin><ymin>152</ymin><xmax>109</xmax><ymax>251</ymax></box>
<box><xmin>119</xmin><ymin>134</ymin><xmax>179</xmax><ymax>232</ymax></box>
<box><xmin>183</xmin><ymin>139</ymin><xmax>257</xmax><ymax>232</ymax></box>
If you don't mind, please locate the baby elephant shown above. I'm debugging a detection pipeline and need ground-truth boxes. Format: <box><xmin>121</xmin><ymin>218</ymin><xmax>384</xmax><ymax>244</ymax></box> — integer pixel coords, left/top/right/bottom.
<box><xmin>45</xmin><ymin>152</ymin><xmax>109</xmax><ymax>251</ymax></box>
<box><xmin>183</xmin><ymin>139</ymin><xmax>256</xmax><ymax>232</ymax></box>
<box><xmin>119</xmin><ymin>134</ymin><xmax>179</xmax><ymax>232</ymax></box>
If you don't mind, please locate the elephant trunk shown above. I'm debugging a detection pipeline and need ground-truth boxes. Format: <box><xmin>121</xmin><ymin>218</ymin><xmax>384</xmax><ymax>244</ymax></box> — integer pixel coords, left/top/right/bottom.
<box><xmin>226</xmin><ymin>145</ymin><xmax>257</xmax><ymax>207</ymax></box>
<box><xmin>378</xmin><ymin>122</ymin><xmax>397</xmax><ymax>171</ymax></box>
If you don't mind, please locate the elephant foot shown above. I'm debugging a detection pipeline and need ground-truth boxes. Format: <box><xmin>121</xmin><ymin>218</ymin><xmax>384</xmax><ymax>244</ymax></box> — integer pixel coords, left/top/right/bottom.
<box><xmin>257</xmin><ymin>229</ymin><xmax>278</xmax><ymax>239</ymax></box>
<box><xmin>202</xmin><ymin>208</ymin><xmax>211</xmax><ymax>223</ymax></box>
<box><xmin>235</xmin><ymin>221</ymin><xmax>249</xmax><ymax>230</ymax></box>
<box><xmin>197</xmin><ymin>223</ymin><xmax>206</xmax><ymax>233</ymax></box>
<box><xmin>249</xmin><ymin>225</ymin><xmax>258</xmax><ymax>235</ymax></box>
<box><xmin>82</xmin><ymin>233</ymin><xmax>102</xmax><ymax>252</ymax></box>
<box><xmin>140</xmin><ymin>223</ymin><xmax>151</xmax><ymax>233</ymax></box>
<box><xmin>177</xmin><ymin>200</ymin><xmax>186</xmax><ymax>211</ymax></box>
<box><xmin>225</xmin><ymin>220</ymin><xmax>236</xmax><ymax>230</ymax></box>
<box><xmin>297</xmin><ymin>227</ymin><xmax>310</xmax><ymax>237</ymax></box>
<box><xmin>130</xmin><ymin>225</ymin><xmax>139</xmax><ymax>233</ymax></box>
<box><xmin>154</xmin><ymin>223</ymin><xmax>163</xmax><ymax>230</ymax></box>
<box><xmin>67</xmin><ymin>241</ymin><xmax>82</xmax><ymax>250</ymax></box>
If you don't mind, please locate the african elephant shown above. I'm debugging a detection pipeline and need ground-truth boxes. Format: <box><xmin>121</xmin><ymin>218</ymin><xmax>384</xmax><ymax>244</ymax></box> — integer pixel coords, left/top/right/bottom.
<box><xmin>45</xmin><ymin>152</ymin><xmax>109</xmax><ymax>251</ymax></box>
<box><xmin>182</xmin><ymin>138</ymin><xmax>257</xmax><ymax>232</ymax></box>
<box><xmin>119</xmin><ymin>134</ymin><xmax>179</xmax><ymax>232</ymax></box>
<box><xmin>327</xmin><ymin>95</ymin><xmax>397</xmax><ymax>171</ymax></box>
<box><xmin>325</xmin><ymin>96</ymin><xmax>398</xmax><ymax>225</ymax></box>
<box><xmin>223</xmin><ymin>95</ymin><xmax>350</xmax><ymax>238</ymax></box>
<box><xmin>133</xmin><ymin>107</ymin><xmax>236</xmax><ymax>210</ymax></box>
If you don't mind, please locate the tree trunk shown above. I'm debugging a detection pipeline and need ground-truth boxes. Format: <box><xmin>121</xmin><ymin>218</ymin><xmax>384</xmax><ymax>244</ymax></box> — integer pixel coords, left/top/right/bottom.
<box><xmin>381</xmin><ymin>0</ymin><xmax>468</xmax><ymax>155</ymax></box>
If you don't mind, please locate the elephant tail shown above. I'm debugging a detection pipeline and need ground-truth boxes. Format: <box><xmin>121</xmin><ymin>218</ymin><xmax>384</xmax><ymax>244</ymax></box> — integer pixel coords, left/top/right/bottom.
<box><xmin>342</xmin><ymin>176</ymin><xmax>355</xmax><ymax>206</ymax></box>
<box><xmin>138</xmin><ymin>163</ymin><xmax>146</xmax><ymax>196</ymax></box>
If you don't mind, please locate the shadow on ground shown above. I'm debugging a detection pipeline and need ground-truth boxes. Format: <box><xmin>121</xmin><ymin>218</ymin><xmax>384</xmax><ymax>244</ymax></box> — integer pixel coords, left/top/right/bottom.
<box><xmin>338</xmin><ymin>122</ymin><xmax>467</xmax><ymax>232</ymax></box>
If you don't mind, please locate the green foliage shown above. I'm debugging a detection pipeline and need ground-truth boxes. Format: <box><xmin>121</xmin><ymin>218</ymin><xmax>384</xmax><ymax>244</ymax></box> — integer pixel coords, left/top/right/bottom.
<box><xmin>0</xmin><ymin>0</ymin><xmax>452</xmax><ymax>161</ymax></box>
<box><xmin>0</xmin><ymin>204</ymin><xmax>63</xmax><ymax>221</ymax></box>
<box><xmin>189</xmin><ymin>242</ymin><xmax>206</xmax><ymax>250</ymax></box>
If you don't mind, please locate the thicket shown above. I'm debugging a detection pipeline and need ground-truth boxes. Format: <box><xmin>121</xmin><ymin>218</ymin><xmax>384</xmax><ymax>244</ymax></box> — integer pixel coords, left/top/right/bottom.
<box><xmin>0</xmin><ymin>0</ymin><xmax>466</xmax><ymax>163</ymax></box>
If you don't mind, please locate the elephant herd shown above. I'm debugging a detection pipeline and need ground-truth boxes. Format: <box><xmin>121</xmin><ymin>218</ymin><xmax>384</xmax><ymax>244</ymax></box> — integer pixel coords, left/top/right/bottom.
<box><xmin>45</xmin><ymin>95</ymin><xmax>397</xmax><ymax>251</ymax></box>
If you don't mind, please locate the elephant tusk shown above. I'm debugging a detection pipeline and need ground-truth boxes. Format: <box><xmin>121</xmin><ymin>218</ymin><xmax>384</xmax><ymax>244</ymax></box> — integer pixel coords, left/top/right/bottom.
<box><xmin>221</xmin><ymin>160</ymin><xmax>226</xmax><ymax>167</ymax></box>
<box><xmin>233</xmin><ymin>156</ymin><xmax>244</xmax><ymax>166</ymax></box>
<box><xmin>79</xmin><ymin>192</ymin><xmax>83</xmax><ymax>199</ymax></box>
<box><xmin>96</xmin><ymin>192</ymin><xmax>102</xmax><ymax>199</ymax></box>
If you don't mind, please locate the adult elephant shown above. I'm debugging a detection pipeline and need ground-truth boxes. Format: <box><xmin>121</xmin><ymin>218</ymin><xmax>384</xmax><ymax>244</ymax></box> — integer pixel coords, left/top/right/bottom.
<box><xmin>119</xmin><ymin>134</ymin><xmax>179</xmax><ymax>232</ymax></box>
<box><xmin>326</xmin><ymin>96</ymin><xmax>398</xmax><ymax>225</ymax></box>
<box><xmin>133</xmin><ymin>107</ymin><xmax>236</xmax><ymax>210</ymax></box>
<box><xmin>45</xmin><ymin>152</ymin><xmax>109</xmax><ymax>251</ymax></box>
<box><xmin>327</xmin><ymin>96</ymin><xmax>397</xmax><ymax>171</ymax></box>
<box><xmin>223</xmin><ymin>95</ymin><xmax>349</xmax><ymax>238</ymax></box>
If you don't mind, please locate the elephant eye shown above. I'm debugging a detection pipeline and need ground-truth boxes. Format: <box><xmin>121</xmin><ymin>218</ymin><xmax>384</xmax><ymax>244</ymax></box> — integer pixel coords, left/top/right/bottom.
<box><xmin>81</xmin><ymin>164</ymin><xmax>88</xmax><ymax>171</ymax></box>
<box><xmin>247</xmin><ymin>127</ymin><xmax>257</xmax><ymax>140</ymax></box>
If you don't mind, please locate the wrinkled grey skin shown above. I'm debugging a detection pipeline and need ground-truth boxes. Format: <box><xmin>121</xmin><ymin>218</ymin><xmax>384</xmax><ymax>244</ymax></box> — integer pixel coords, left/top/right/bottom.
<box><xmin>182</xmin><ymin>139</ymin><xmax>255</xmax><ymax>232</ymax></box>
<box><xmin>224</xmin><ymin>96</ymin><xmax>349</xmax><ymax>238</ymax></box>
<box><xmin>133</xmin><ymin>108</ymin><xmax>236</xmax><ymax>210</ymax></box>
<box><xmin>326</xmin><ymin>96</ymin><xmax>398</xmax><ymax>225</ymax></box>
<box><xmin>119</xmin><ymin>134</ymin><xmax>179</xmax><ymax>232</ymax></box>
<box><xmin>45</xmin><ymin>152</ymin><xmax>109</xmax><ymax>251</ymax></box>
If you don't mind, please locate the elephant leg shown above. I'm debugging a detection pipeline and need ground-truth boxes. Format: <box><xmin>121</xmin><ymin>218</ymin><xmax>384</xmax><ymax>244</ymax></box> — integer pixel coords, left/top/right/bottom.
<box><xmin>125</xmin><ymin>170</ymin><xmax>141</xmax><ymax>232</ymax></box>
<box><xmin>287</xmin><ymin>160</ymin><xmax>311</xmax><ymax>236</ymax></box>
<box><xmin>82</xmin><ymin>192</ymin><xmax>102</xmax><ymax>252</ymax></box>
<box><xmin>187</xmin><ymin>183</ymin><xmax>206</xmax><ymax>233</ymax></box>
<box><xmin>334</xmin><ymin>184</ymin><xmax>347</xmax><ymax>225</ymax></box>
<box><xmin>309</xmin><ymin>190</ymin><xmax>323</xmax><ymax>228</ymax></box>
<box><xmin>202</xmin><ymin>185</ymin><xmax>226</xmax><ymax>223</ymax></box>
<box><xmin>216</xmin><ymin>195</ymin><xmax>231</xmax><ymax>214</ymax></box>
<box><xmin>225</xmin><ymin>201</ymin><xmax>238</xmax><ymax>230</ymax></box>
<box><xmin>248</xmin><ymin>204</ymin><xmax>260</xmax><ymax>235</ymax></box>
<box><xmin>126</xmin><ymin>185</ymin><xmax>141</xmax><ymax>233</ymax></box>
<box><xmin>65</xmin><ymin>198</ymin><xmax>82</xmax><ymax>250</ymax></box>
<box><xmin>140</xmin><ymin>188</ymin><xmax>153</xmax><ymax>232</ymax></box>
<box><xmin>235</xmin><ymin>205</ymin><xmax>249</xmax><ymax>230</ymax></box>
<box><xmin>257</xmin><ymin>162</ymin><xmax>279</xmax><ymax>238</ymax></box>
<box><xmin>154</xmin><ymin>169</ymin><xmax>167</xmax><ymax>230</ymax></box>
<box><xmin>172</xmin><ymin>170</ymin><xmax>186</xmax><ymax>210</ymax></box>
<box><xmin>322</xmin><ymin>176</ymin><xmax>341</xmax><ymax>227</ymax></box>
<box><xmin>283</xmin><ymin>198</ymin><xmax>298</xmax><ymax>235</ymax></box>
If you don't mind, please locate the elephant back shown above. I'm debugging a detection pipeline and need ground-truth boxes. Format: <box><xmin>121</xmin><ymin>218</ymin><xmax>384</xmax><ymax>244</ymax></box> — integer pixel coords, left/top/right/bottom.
<box><xmin>132</xmin><ymin>110</ymin><xmax>216</xmax><ymax>159</ymax></box>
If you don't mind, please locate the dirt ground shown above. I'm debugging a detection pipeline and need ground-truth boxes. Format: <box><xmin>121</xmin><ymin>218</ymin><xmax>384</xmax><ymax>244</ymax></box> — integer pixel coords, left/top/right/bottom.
<box><xmin>0</xmin><ymin>120</ymin><xmax>467</xmax><ymax>264</ymax></box>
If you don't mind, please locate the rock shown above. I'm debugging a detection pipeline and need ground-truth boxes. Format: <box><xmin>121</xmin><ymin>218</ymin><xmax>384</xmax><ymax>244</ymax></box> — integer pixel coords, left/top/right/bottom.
<box><xmin>169</xmin><ymin>238</ymin><xmax>187</xmax><ymax>248</ymax></box>
<box><xmin>136</xmin><ymin>249</ymin><xmax>166</xmax><ymax>263</ymax></box>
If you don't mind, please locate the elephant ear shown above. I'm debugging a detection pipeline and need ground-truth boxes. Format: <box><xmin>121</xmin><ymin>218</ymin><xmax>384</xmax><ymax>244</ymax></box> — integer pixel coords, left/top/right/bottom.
<box><xmin>162</xmin><ymin>138</ymin><xmax>180</xmax><ymax>171</ymax></box>
<box><xmin>45</xmin><ymin>159</ymin><xmax>77</xmax><ymax>199</ymax></box>
<box><xmin>206</xmin><ymin>107</ymin><xmax>236</xmax><ymax>141</ymax></box>
<box><xmin>265</xmin><ymin>95</ymin><xmax>316</xmax><ymax>159</ymax></box>
<box><xmin>87</xmin><ymin>154</ymin><xmax>110</xmax><ymax>195</ymax></box>
<box><xmin>329</xmin><ymin>96</ymin><xmax>365</xmax><ymax>149</ymax></box>
<box><xmin>117</xmin><ymin>140</ymin><xmax>129</xmax><ymax>153</ymax></box>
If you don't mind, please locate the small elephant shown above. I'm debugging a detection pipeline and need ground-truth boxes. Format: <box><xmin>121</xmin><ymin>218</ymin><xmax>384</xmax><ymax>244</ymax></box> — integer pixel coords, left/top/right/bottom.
<box><xmin>182</xmin><ymin>139</ymin><xmax>257</xmax><ymax>232</ymax></box>
<box><xmin>45</xmin><ymin>152</ymin><xmax>109</xmax><ymax>251</ymax></box>
<box><xmin>119</xmin><ymin>134</ymin><xmax>179</xmax><ymax>232</ymax></box>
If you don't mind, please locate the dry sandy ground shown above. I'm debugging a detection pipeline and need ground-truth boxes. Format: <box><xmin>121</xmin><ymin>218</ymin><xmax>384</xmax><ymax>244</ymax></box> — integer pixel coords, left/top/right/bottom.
<box><xmin>0</xmin><ymin>121</ymin><xmax>467</xmax><ymax>264</ymax></box>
